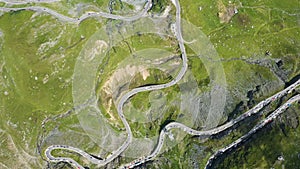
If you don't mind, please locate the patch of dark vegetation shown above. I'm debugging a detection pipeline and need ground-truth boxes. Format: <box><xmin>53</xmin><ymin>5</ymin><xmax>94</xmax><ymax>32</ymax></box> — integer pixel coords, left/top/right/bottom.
<box><xmin>281</xmin><ymin>107</ymin><xmax>299</xmax><ymax>129</ymax></box>
<box><xmin>214</xmin><ymin>101</ymin><xmax>300</xmax><ymax>169</ymax></box>
<box><xmin>108</xmin><ymin>0</ymin><xmax>124</xmax><ymax>13</ymax></box>
<box><xmin>51</xmin><ymin>161</ymin><xmax>73</xmax><ymax>169</ymax></box>
<box><xmin>151</xmin><ymin>0</ymin><xmax>167</xmax><ymax>13</ymax></box>
<box><xmin>236</xmin><ymin>13</ymin><xmax>250</xmax><ymax>26</ymax></box>
<box><xmin>212</xmin><ymin>122</ymin><xmax>275</xmax><ymax>169</ymax></box>
<box><xmin>226</xmin><ymin>101</ymin><xmax>246</xmax><ymax>121</ymax></box>
<box><xmin>198</xmin><ymin>77</ymin><xmax>210</xmax><ymax>87</ymax></box>
<box><xmin>9</xmin><ymin>9</ymin><xmax>25</xmax><ymax>15</ymax></box>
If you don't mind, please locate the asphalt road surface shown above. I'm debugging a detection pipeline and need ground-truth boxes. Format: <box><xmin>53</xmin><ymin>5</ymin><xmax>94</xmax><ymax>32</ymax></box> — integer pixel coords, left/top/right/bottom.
<box><xmin>1</xmin><ymin>1</ymin><xmax>299</xmax><ymax>169</ymax></box>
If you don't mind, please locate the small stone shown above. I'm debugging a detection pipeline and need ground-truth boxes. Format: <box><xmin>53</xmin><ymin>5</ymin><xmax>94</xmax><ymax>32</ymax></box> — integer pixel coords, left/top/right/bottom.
<box><xmin>4</xmin><ymin>91</ymin><xmax>8</xmax><ymax>95</ymax></box>
<box><xmin>234</xmin><ymin>8</ymin><xmax>238</xmax><ymax>14</ymax></box>
<box><xmin>278</xmin><ymin>155</ymin><xmax>284</xmax><ymax>161</ymax></box>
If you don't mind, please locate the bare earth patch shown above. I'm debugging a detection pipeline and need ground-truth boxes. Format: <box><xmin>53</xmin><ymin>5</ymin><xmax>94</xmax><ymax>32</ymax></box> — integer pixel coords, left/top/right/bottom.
<box><xmin>101</xmin><ymin>65</ymin><xmax>149</xmax><ymax>121</ymax></box>
<box><xmin>217</xmin><ymin>0</ymin><xmax>238</xmax><ymax>23</ymax></box>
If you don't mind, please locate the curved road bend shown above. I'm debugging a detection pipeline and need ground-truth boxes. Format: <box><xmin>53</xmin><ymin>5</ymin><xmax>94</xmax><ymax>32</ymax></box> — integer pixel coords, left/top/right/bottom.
<box><xmin>44</xmin><ymin>0</ymin><xmax>190</xmax><ymax>168</ymax></box>
<box><xmin>205</xmin><ymin>94</ymin><xmax>300</xmax><ymax>169</ymax></box>
<box><xmin>38</xmin><ymin>0</ymin><xmax>300</xmax><ymax>168</ymax></box>
<box><xmin>0</xmin><ymin>0</ymin><xmax>61</xmax><ymax>5</ymax></box>
<box><xmin>0</xmin><ymin>0</ymin><xmax>152</xmax><ymax>23</ymax></box>
<box><xmin>2</xmin><ymin>1</ymin><xmax>299</xmax><ymax>169</ymax></box>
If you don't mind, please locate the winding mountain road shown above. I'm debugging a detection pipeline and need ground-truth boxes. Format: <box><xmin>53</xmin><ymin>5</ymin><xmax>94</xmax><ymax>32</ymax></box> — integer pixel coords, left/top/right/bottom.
<box><xmin>0</xmin><ymin>0</ymin><xmax>61</xmax><ymax>5</ymax></box>
<box><xmin>44</xmin><ymin>0</ymin><xmax>190</xmax><ymax>168</ymax></box>
<box><xmin>0</xmin><ymin>0</ymin><xmax>152</xmax><ymax>23</ymax></box>
<box><xmin>1</xmin><ymin>1</ymin><xmax>299</xmax><ymax>169</ymax></box>
<box><xmin>119</xmin><ymin>79</ymin><xmax>300</xmax><ymax>169</ymax></box>
<box><xmin>205</xmin><ymin>94</ymin><xmax>300</xmax><ymax>169</ymax></box>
